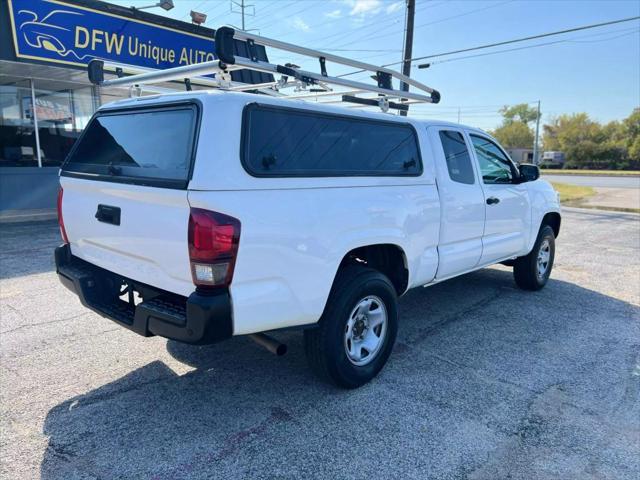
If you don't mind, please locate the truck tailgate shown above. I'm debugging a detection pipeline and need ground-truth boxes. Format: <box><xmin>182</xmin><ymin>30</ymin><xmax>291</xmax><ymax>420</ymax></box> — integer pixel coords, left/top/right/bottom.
<box><xmin>61</xmin><ymin>177</ymin><xmax>193</xmax><ymax>296</ymax></box>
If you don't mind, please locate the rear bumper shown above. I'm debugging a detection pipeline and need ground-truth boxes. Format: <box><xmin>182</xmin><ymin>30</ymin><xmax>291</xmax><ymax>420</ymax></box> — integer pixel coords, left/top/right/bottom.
<box><xmin>54</xmin><ymin>244</ymin><xmax>233</xmax><ymax>344</ymax></box>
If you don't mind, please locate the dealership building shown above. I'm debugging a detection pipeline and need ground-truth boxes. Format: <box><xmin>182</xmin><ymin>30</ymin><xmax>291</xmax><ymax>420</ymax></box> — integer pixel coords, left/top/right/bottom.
<box><xmin>0</xmin><ymin>0</ymin><xmax>269</xmax><ymax>218</ymax></box>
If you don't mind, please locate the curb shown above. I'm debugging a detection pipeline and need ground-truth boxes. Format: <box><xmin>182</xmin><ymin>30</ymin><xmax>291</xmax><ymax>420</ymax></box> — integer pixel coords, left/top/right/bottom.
<box><xmin>562</xmin><ymin>206</ymin><xmax>640</xmax><ymax>217</ymax></box>
<box><xmin>542</xmin><ymin>173</ymin><xmax>640</xmax><ymax>178</ymax></box>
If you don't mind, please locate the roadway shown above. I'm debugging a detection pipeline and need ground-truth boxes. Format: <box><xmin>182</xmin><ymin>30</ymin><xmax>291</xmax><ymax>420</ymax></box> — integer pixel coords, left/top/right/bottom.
<box><xmin>542</xmin><ymin>173</ymin><xmax>640</xmax><ymax>188</ymax></box>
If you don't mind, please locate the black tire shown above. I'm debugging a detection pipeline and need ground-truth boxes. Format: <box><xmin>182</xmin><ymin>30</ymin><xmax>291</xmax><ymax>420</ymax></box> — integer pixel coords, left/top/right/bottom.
<box><xmin>513</xmin><ymin>224</ymin><xmax>555</xmax><ymax>291</ymax></box>
<box><xmin>304</xmin><ymin>265</ymin><xmax>398</xmax><ymax>388</ymax></box>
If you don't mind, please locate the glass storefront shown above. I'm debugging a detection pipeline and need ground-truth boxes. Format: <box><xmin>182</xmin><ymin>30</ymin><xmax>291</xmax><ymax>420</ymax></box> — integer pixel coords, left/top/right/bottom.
<box><xmin>0</xmin><ymin>80</ymin><xmax>98</xmax><ymax>168</ymax></box>
<box><xmin>0</xmin><ymin>0</ymin><xmax>269</xmax><ymax>214</ymax></box>
<box><xmin>0</xmin><ymin>80</ymin><xmax>38</xmax><ymax>167</ymax></box>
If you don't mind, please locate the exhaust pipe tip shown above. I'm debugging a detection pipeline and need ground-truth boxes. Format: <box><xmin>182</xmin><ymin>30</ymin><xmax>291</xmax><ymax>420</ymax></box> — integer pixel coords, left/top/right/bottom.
<box><xmin>249</xmin><ymin>333</ymin><xmax>287</xmax><ymax>356</ymax></box>
<box><xmin>274</xmin><ymin>343</ymin><xmax>287</xmax><ymax>356</ymax></box>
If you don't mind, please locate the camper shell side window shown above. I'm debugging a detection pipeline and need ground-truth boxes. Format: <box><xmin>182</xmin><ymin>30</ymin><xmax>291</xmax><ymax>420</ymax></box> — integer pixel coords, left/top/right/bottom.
<box><xmin>241</xmin><ymin>103</ymin><xmax>423</xmax><ymax>177</ymax></box>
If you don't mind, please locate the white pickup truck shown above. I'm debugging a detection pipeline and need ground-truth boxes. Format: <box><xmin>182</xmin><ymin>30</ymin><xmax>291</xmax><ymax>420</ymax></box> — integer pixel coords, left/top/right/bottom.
<box><xmin>55</xmin><ymin>91</ymin><xmax>560</xmax><ymax>388</ymax></box>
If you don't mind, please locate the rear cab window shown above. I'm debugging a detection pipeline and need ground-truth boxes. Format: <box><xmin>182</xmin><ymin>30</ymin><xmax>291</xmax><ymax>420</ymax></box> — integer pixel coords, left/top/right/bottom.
<box><xmin>62</xmin><ymin>102</ymin><xmax>199</xmax><ymax>189</ymax></box>
<box><xmin>241</xmin><ymin>104</ymin><xmax>422</xmax><ymax>177</ymax></box>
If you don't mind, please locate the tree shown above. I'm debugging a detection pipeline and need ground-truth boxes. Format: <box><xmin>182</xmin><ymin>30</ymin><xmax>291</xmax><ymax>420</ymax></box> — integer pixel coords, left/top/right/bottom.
<box><xmin>500</xmin><ymin>103</ymin><xmax>539</xmax><ymax>125</ymax></box>
<box><xmin>629</xmin><ymin>137</ymin><xmax>640</xmax><ymax>163</ymax></box>
<box><xmin>492</xmin><ymin>121</ymin><xmax>534</xmax><ymax>149</ymax></box>
<box><xmin>492</xmin><ymin>103</ymin><xmax>537</xmax><ymax>148</ymax></box>
<box><xmin>542</xmin><ymin>112</ymin><xmax>637</xmax><ymax>169</ymax></box>
<box><xmin>623</xmin><ymin>108</ymin><xmax>640</xmax><ymax>165</ymax></box>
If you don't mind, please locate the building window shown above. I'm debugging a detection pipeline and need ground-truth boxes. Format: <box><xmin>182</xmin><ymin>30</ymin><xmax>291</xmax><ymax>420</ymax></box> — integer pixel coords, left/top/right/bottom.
<box><xmin>0</xmin><ymin>81</ymin><xmax>38</xmax><ymax>167</ymax></box>
<box><xmin>0</xmin><ymin>82</ymin><xmax>97</xmax><ymax>168</ymax></box>
<box><xmin>33</xmin><ymin>86</ymin><xmax>96</xmax><ymax>167</ymax></box>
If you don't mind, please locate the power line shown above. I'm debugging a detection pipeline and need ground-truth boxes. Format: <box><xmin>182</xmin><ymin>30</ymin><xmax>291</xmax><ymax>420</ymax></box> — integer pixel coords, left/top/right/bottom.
<box><xmin>308</xmin><ymin>1</ymin><xmax>441</xmax><ymax>49</ymax></box>
<box><xmin>565</xmin><ymin>28</ymin><xmax>639</xmax><ymax>43</ymax></box>
<box><xmin>268</xmin><ymin>0</ymin><xmax>444</xmax><ymax>55</ymax></box>
<box><xmin>200</xmin><ymin>1</ymin><xmax>230</xmax><ymax>17</ymax></box>
<box><xmin>268</xmin><ymin>50</ymin><xmax>394</xmax><ymax>64</ymax></box>
<box><xmin>254</xmin><ymin>0</ymin><xmax>281</xmax><ymax>11</ymax></box>
<box><xmin>414</xmin><ymin>16</ymin><xmax>640</xmax><ymax>65</ymax></box>
<box><xmin>204</xmin><ymin>3</ymin><xmax>235</xmax><ymax>26</ymax></box>
<box><xmin>345</xmin><ymin>26</ymin><xmax>638</xmax><ymax>84</ymax></box>
<box><xmin>338</xmin><ymin>15</ymin><xmax>640</xmax><ymax>77</ymax></box>
<box><xmin>315</xmin><ymin>48</ymin><xmax>403</xmax><ymax>53</ymax></box>
<box><xmin>413</xmin><ymin>0</ymin><xmax>514</xmax><ymax>31</ymax></box>
<box><xmin>331</xmin><ymin>0</ymin><xmax>512</xmax><ymax>50</ymax></box>
<box><xmin>264</xmin><ymin>1</ymin><xmax>417</xmax><ymax>42</ymax></box>
<box><xmin>427</xmin><ymin>28</ymin><xmax>639</xmax><ymax>67</ymax></box>
<box><xmin>251</xmin><ymin>1</ymin><xmax>322</xmax><ymax>31</ymax></box>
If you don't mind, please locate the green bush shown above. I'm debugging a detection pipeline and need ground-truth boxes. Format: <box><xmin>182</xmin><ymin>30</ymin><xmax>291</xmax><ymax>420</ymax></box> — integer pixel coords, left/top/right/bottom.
<box><xmin>543</xmin><ymin>109</ymin><xmax>640</xmax><ymax>170</ymax></box>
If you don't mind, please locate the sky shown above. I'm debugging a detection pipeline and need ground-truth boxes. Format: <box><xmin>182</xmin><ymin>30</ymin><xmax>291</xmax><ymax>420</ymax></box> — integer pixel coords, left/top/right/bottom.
<box><xmin>115</xmin><ymin>0</ymin><xmax>640</xmax><ymax>131</ymax></box>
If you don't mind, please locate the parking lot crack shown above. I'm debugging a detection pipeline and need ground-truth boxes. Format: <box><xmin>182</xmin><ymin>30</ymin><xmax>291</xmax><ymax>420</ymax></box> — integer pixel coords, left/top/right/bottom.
<box><xmin>1</xmin><ymin>312</ymin><xmax>90</xmax><ymax>335</ymax></box>
<box><xmin>427</xmin><ymin>351</ymin><xmax>544</xmax><ymax>396</ymax></box>
<box><xmin>407</xmin><ymin>287</ymin><xmax>506</xmax><ymax>344</ymax></box>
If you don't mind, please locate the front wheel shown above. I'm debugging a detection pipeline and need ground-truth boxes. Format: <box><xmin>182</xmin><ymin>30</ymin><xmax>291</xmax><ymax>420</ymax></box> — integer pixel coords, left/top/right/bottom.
<box><xmin>513</xmin><ymin>224</ymin><xmax>556</xmax><ymax>291</ymax></box>
<box><xmin>304</xmin><ymin>266</ymin><xmax>398</xmax><ymax>388</ymax></box>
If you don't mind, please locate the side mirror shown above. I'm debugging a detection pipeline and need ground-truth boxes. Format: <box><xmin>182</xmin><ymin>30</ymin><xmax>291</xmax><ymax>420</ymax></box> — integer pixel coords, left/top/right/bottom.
<box><xmin>519</xmin><ymin>163</ymin><xmax>540</xmax><ymax>182</ymax></box>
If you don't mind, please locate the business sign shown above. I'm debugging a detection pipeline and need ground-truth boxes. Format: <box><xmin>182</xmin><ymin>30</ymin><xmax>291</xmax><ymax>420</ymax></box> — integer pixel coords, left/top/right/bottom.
<box><xmin>6</xmin><ymin>0</ymin><xmax>217</xmax><ymax>69</ymax></box>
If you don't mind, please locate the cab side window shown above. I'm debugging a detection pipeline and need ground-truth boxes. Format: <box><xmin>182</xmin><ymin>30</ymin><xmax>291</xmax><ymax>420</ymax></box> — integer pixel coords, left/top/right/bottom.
<box><xmin>470</xmin><ymin>135</ymin><xmax>515</xmax><ymax>184</ymax></box>
<box><xmin>438</xmin><ymin>130</ymin><xmax>475</xmax><ymax>185</ymax></box>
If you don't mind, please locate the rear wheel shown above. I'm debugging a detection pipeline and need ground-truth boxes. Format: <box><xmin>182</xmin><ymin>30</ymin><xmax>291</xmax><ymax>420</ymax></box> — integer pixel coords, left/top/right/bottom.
<box><xmin>513</xmin><ymin>224</ymin><xmax>555</xmax><ymax>291</ymax></box>
<box><xmin>304</xmin><ymin>265</ymin><xmax>398</xmax><ymax>388</ymax></box>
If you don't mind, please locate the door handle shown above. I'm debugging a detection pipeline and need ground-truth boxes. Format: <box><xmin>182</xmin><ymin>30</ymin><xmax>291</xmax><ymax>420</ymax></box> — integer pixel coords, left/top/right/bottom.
<box><xmin>486</xmin><ymin>197</ymin><xmax>500</xmax><ymax>205</ymax></box>
<box><xmin>95</xmin><ymin>204</ymin><xmax>121</xmax><ymax>225</ymax></box>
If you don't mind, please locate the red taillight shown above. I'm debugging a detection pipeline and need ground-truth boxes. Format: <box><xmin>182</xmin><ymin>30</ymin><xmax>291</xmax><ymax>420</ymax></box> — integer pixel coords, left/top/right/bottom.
<box><xmin>57</xmin><ymin>187</ymin><xmax>69</xmax><ymax>244</ymax></box>
<box><xmin>188</xmin><ymin>208</ymin><xmax>240</xmax><ymax>288</ymax></box>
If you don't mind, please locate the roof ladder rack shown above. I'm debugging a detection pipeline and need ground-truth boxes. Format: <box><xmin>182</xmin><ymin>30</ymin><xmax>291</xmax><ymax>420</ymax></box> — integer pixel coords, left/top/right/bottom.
<box><xmin>87</xmin><ymin>26</ymin><xmax>441</xmax><ymax>110</ymax></box>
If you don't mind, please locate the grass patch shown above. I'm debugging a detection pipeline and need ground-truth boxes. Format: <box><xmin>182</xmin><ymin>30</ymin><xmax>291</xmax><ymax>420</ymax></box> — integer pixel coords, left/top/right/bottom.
<box><xmin>541</xmin><ymin>169</ymin><xmax>640</xmax><ymax>176</ymax></box>
<box><xmin>550</xmin><ymin>182</ymin><xmax>596</xmax><ymax>203</ymax></box>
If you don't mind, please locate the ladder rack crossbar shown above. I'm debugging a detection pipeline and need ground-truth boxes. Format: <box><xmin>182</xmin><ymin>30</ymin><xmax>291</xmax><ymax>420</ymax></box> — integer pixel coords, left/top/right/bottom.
<box><xmin>87</xmin><ymin>26</ymin><xmax>441</xmax><ymax>110</ymax></box>
<box><xmin>230</xmin><ymin>57</ymin><xmax>434</xmax><ymax>103</ymax></box>
<box><xmin>230</xmin><ymin>29</ymin><xmax>436</xmax><ymax>95</ymax></box>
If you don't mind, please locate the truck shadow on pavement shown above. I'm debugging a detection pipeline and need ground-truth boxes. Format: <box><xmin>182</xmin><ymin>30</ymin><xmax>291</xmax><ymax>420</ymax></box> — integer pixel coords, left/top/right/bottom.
<box><xmin>39</xmin><ymin>268</ymin><xmax>640</xmax><ymax>480</ymax></box>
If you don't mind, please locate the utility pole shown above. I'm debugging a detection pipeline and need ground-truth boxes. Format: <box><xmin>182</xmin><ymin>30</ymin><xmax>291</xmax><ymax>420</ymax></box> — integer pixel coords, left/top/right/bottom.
<box><xmin>533</xmin><ymin>100</ymin><xmax>541</xmax><ymax>164</ymax></box>
<box><xmin>457</xmin><ymin>107</ymin><xmax>461</xmax><ymax>124</ymax></box>
<box><xmin>231</xmin><ymin>0</ymin><xmax>254</xmax><ymax>31</ymax></box>
<box><xmin>399</xmin><ymin>0</ymin><xmax>415</xmax><ymax>117</ymax></box>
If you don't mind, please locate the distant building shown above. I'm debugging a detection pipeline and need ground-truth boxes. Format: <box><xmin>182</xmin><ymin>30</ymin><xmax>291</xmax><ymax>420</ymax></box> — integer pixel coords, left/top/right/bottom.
<box><xmin>506</xmin><ymin>148</ymin><xmax>535</xmax><ymax>165</ymax></box>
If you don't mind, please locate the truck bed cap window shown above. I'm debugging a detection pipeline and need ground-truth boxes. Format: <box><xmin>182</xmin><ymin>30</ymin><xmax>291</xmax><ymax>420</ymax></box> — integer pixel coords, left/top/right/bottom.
<box><xmin>62</xmin><ymin>104</ymin><xmax>198</xmax><ymax>189</ymax></box>
<box><xmin>242</xmin><ymin>104</ymin><xmax>422</xmax><ymax>177</ymax></box>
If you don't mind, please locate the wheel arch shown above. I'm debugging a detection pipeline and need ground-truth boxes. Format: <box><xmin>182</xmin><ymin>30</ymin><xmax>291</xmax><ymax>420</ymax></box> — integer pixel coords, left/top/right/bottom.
<box><xmin>336</xmin><ymin>243</ymin><xmax>409</xmax><ymax>296</ymax></box>
<box><xmin>541</xmin><ymin>211</ymin><xmax>561</xmax><ymax>238</ymax></box>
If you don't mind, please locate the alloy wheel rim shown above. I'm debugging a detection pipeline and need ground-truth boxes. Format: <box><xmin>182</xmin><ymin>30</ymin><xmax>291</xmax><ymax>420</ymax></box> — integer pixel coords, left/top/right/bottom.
<box><xmin>537</xmin><ymin>239</ymin><xmax>551</xmax><ymax>279</ymax></box>
<box><xmin>344</xmin><ymin>295</ymin><xmax>388</xmax><ymax>366</ymax></box>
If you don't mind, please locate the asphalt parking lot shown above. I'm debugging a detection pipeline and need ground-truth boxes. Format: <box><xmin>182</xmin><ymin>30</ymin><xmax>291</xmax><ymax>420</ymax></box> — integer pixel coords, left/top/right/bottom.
<box><xmin>1</xmin><ymin>208</ymin><xmax>639</xmax><ymax>480</ymax></box>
